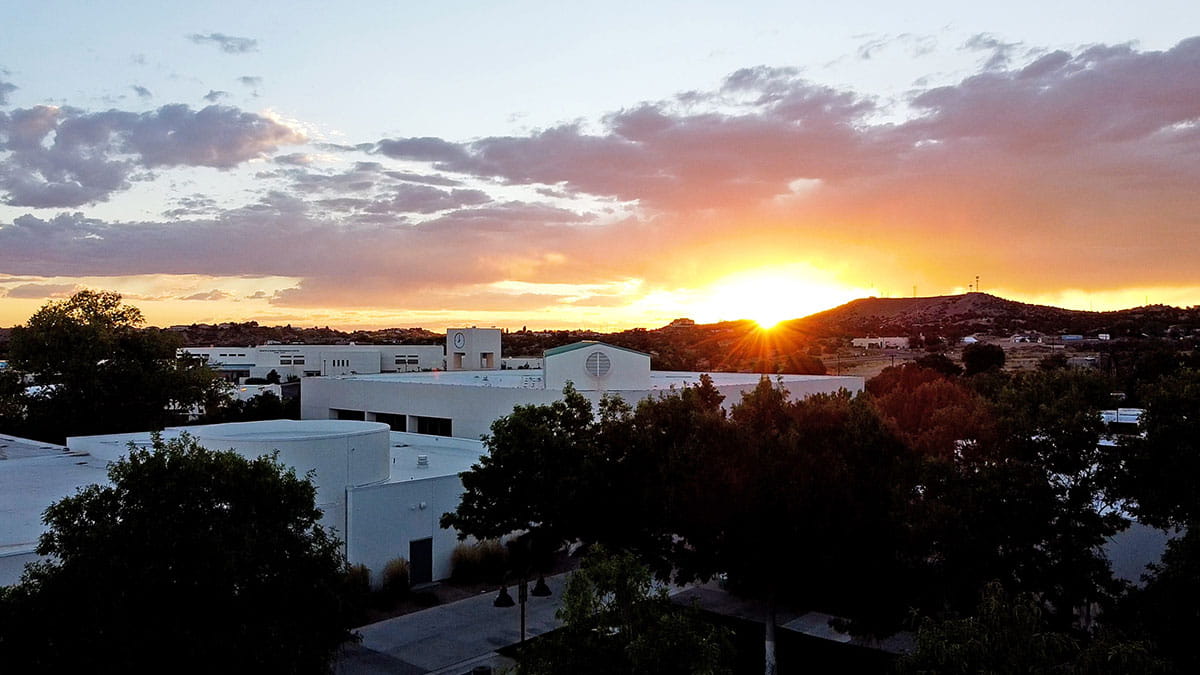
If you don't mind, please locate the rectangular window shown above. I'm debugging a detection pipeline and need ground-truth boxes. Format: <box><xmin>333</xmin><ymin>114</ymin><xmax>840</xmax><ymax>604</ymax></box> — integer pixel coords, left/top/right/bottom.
<box><xmin>333</xmin><ymin>409</ymin><xmax>365</xmax><ymax>421</ymax></box>
<box><xmin>373</xmin><ymin>412</ymin><xmax>406</xmax><ymax>431</ymax></box>
<box><xmin>414</xmin><ymin>415</ymin><xmax>452</xmax><ymax>437</ymax></box>
<box><xmin>293</xmin><ymin>356</ymin><xmax>305</xmax><ymax>365</ymax></box>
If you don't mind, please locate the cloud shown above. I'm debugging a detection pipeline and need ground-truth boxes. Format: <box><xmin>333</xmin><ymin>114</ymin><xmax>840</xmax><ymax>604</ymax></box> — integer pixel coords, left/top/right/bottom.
<box><xmin>274</xmin><ymin>152</ymin><xmax>313</xmax><ymax>166</ymax></box>
<box><xmin>132</xmin><ymin>85</ymin><xmax>152</xmax><ymax>99</ymax></box>
<box><xmin>856</xmin><ymin>33</ymin><xmax>937</xmax><ymax>61</ymax></box>
<box><xmin>3</xmin><ymin>282</ymin><xmax>78</xmax><ymax>299</ymax></box>
<box><xmin>0</xmin><ymin>103</ymin><xmax>305</xmax><ymax>207</ymax></box>
<box><xmin>374</xmin><ymin>137</ymin><xmax>468</xmax><ymax>163</ymax></box>
<box><xmin>203</xmin><ymin>90</ymin><xmax>229</xmax><ymax>103</ymax></box>
<box><xmin>180</xmin><ymin>289</ymin><xmax>234</xmax><ymax>301</ymax></box>
<box><xmin>0</xmin><ymin>76</ymin><xmax>15</xmax><ymax>106</ymax></box>
<box><xmin>962</xmin><ymin>33</ymin><xmax>1024</xmax><ymax>70</ymax></box>
<box><xmin>163</xmin><ymin>193</ymin><xmax>218</xmax><ymax>218</ymax></box>
<box><xmin>188</xmin><ymin>33</ymin><xmax>258</xmax><ymax>54</ymax></box>
<box><xmin>237</xmin><ymin>76</ymin><xmax>262</xmax><ymax>88</ymax></box>
<box><xmin>3</xmin><ymin>38</ymin><xmax>1200</xmax><ymax>314</ymax></box>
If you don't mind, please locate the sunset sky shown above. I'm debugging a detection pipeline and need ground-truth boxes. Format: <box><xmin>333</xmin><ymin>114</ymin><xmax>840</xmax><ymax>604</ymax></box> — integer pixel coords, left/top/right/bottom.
<box><xmin>1</xmin><ymin>2</ymin><xmax>1198</xmax><ymax>331</ymax></box>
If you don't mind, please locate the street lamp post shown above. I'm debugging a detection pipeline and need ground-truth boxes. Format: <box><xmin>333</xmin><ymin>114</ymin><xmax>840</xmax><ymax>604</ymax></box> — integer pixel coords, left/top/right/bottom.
<box><xmin>495</xmin><ymin>536</ymin><xmax>553</xmax><ymax>645</ymax></box>
<box><xmin>495</xmin><ymin>575</ymin><xmax>551</xmax><ymax>644</ymax></box>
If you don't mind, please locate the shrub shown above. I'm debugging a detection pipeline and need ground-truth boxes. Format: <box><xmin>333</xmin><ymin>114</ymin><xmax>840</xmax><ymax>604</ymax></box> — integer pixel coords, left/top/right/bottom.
<box><xmin>342</xmin><ymin>565</ymin><xmax>372</xmax><ymax>626</ymax></box>
<box><xmin>381</xmin><ymin>557</ymin><xmax>410</xmax><ymax>601</ymax></box>
<box><xmin>451</xmin><ymin>539</ymin><xmax>509</xmax><ymax>583</ymax></box>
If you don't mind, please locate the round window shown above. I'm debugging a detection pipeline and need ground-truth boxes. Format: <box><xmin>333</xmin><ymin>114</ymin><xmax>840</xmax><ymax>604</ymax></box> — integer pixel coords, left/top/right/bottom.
<box><xmin>585</xmin><ymin>351</ymin><xmax>611</xmax><ymax>377</ymax></box>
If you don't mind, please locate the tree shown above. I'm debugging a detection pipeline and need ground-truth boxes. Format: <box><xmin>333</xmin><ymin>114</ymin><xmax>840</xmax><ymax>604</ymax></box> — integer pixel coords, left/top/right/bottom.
<box><xmin>1112</xmin><ymin>369</ymin><xmax>1200</xmax><ymax>528</ymax></box>
<box><xmin>916</xmin><ymin>352</ymin><xmax>964</xmax><ymax>377</ymax></box>
<box><xmin>1118</xmin><ymin>530</ymin><xmax>1200</xmax><ymax>672</ymax></box>
<box><xmin>445</xmin><ymin>378</ymin><xmax>918</xmax><ymax>675</ymax></box>
<box><xmin>203</xmin><ymin>390</ymin><xmax>300</xmax><ymax>424</ymax></box>
<box><xmin>962</xmin><ymin>342</ymin><xmax>1006</xmax><ymax>375</ymax></box>
<box><xmin>516</xmin><ymin>547</ymin><xmax>733</xmax><ymax>675</ymax></box>
<box><xmin>442</xmin><ymin>383</ymin><xmax>660</xmax><ymax>554</ymax></box>
<box><xmin>0</xmin><ymin>433</ymin><xmax>353</xmax><ymax>672</ymax></box>
<box><xmin>911</xmin><ymin>369</ymin><xmax>1126</xmax><ymax>625</ymax></box>
<box><xmin>682</xmin><ymin>380</ymin><xmax>916</xmax><ymax>674</ymax></box>
<box><xmin>5</xmin><ymin>290</ymin><xmax>226</xmax><ymax>442</ymax></box>
<box><xmin>900</xmin><ymin>582</ymin><xmax>1164</xmax><ymax>674</ymax></box>
<box><xmin>867</xmin><ymin>364</ymin><xmax>994</xmax><ymax>457</ymax></box>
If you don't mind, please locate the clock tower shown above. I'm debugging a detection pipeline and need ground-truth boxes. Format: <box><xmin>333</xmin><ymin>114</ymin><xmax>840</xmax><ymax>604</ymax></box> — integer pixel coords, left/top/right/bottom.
<box><xmin>445</xmin><ymin>327</ymin><xmax>501</xmax><ymax>371</ymax></box>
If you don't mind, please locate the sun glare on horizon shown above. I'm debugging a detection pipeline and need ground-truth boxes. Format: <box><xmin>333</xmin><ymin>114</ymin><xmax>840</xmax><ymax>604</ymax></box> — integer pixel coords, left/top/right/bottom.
<box><xmin>689</xmin><ymin>267</ymin><xmax>867</xmax><ymax>330</ymax></box>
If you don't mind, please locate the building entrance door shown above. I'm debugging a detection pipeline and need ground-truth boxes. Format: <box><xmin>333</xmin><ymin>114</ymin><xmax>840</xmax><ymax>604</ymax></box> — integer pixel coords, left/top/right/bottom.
<box><xmin>409</xmin><ymin>538</ymin><xmax>433</xmax><ymax>585</ymax></box>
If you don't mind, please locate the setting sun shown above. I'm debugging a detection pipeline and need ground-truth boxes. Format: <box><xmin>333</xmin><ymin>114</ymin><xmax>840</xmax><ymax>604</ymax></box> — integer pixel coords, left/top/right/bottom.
<box><xmin>689</xmin><ymin>267</ymin><xmax>869</xmax><ymax>329</ymax></box>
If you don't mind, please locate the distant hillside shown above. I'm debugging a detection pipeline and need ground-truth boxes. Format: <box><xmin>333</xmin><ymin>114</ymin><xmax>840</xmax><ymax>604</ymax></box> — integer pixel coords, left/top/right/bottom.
<box><xmin>164</xmin><ymin>322</ymin><xmax>443</xmax><ymax>348</ymax></box>
<box><xmin>789</xmin><ymin>293</ymin><xmax>1199</xmax><ymax>339</ymax></box>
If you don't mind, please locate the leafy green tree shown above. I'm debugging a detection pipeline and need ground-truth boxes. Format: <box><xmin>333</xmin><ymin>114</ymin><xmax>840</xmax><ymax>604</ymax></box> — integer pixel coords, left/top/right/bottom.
<box><xmin>913</xmin><ymin>369</ymin><xmax>1126</xmax><ymax>624</ymax></box>
<box><xmin>900</xmin><ymin>582</ymin><xmax>1164</xmax><ymax>674</ymax></box>
<box><xmin>517</xmin><ymin>547</ymin><xmax>733</xmax><ymax>675</ymax></box>
<box><xmin>915</xmin><ymin>352</ymin><xmax>963</xmax><ymax>377</ymax></box>
<box><xmin>202</xmin><ymin>390</ymin><xmax>300</xmax><ymax>424</ymax></box>
<box><xmin>1113</xmin><ymin>369</ymin><xmax>1200</xmax><ymax>528</ymax></box>
<box><xmin>0</xmin><ymin>433</ymin><xmax>352</xmax><ymax>672</ymax></box>
<box><xmin>442</xmin><ymin>383</ymin><xmax>665</xmax><ymax>555</ymax></box>
<box><xmin>6</xmin><ymin>290</ymin><xmax>226</xmax><ymax>442</ymax></box>
<box><xmin>446</xmin><ymin>378</ymin><xmax>918</xmax><ymax>675</ymax></box>
<box><xmin>681</xmin><ymin>380</ymin><xmax>916</xmax><ymax>674</ymax></box>
<box><xmin>1117</xmin><ymin>530</ymin><xmax>1200</xmax><ymax>672</ymax></box>
<box><xmin>962</xmin><ymin>342</ymin><xmax>1006</xmax><ymax>375</ymax></box>
<box><xmin>0</xmin><ymin>366</ymin><xmax>25</xmax><ymax>429</ymax></box>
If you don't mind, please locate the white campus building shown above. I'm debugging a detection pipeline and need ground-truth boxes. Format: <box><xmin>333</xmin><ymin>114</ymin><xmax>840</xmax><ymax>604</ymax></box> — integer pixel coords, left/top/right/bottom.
<box><xmin>302</xmin><ymin>340</ymin><xmax>866</xmax><ymax>441</ymax></box>
<box><xmin>180</xmin><ymin>328</ymin><xmax>501</xmax><ymax>381</ymax></box>
<box><xmin>54</xmin><ymin>421</ymin><xmax>483</xmax><ymax>587</ymax></box>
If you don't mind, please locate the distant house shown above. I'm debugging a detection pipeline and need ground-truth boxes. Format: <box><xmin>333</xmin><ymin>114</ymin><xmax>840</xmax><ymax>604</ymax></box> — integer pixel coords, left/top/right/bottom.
<box><xmin>851</xmin><ymin>337</ymin><xmax>910</xmax><ymax>349</ymax></box>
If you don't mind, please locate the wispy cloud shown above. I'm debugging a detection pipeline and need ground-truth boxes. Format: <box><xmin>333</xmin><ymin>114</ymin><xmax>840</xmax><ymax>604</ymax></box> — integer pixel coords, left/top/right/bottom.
<box><xmin>188</xmin><ymin>33</ymin><xmax>258</xmax><ymax>54</ymax></box>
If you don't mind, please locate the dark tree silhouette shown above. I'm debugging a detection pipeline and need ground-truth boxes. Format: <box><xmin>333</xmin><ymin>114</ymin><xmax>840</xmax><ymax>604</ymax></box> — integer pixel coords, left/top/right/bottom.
<box><xmin>0</xmin><ymin>433</ymin><xmax>352</xmax><ymax>672</ymax></box>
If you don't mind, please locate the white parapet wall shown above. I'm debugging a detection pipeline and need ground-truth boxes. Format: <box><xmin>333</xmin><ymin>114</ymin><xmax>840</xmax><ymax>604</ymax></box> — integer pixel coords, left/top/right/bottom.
<box><xmin>192</xmin><ymin>420</ymin><xmax>392</xmax><ymax>535</ymax></box>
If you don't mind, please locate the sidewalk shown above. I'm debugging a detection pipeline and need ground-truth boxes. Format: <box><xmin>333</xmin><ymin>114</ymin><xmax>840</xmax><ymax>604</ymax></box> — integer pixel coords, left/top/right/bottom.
<box><xmin>334</xmin><ymin>573</ymin><xmax>570</xmax><ymax>675</ymax></box>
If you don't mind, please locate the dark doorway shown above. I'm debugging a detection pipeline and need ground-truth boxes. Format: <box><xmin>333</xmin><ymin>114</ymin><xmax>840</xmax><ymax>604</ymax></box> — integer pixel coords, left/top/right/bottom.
<box><xmin>409</xmin><ymin>538</ymin><xmax>433</xmax><ymax>585</ymax></box>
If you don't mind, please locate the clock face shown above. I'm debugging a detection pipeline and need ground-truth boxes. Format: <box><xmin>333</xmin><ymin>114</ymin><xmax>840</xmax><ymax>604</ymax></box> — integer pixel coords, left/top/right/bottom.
<box><xmin>453</xmin><ymin>332</ymin><xmax>465</xmax><ymax>349</ymax></box>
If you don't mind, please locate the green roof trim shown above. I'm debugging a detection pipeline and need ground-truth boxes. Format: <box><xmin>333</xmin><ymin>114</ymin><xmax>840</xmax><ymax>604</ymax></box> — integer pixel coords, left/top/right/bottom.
<box><xmin>543</xmin><ymin>341</ymin><xmax>650</xmax><ymax>358</ymax></box>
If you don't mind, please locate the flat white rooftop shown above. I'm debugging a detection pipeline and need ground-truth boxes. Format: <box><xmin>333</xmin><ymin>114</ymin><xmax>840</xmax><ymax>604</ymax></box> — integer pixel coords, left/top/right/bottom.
<box><xmin>0</xmin><ymin>436</ymin><xmax>108</xmax><ymax>558</ymax></box>
<box><xmin>385</xmin><ymin>431</ymin><xmax>482</xmax><ymax>483</ymax></box>
<box><xmin>330</xmin><ymin>369</ymin><xmax>850</xmax><ymax>391</ymax></box>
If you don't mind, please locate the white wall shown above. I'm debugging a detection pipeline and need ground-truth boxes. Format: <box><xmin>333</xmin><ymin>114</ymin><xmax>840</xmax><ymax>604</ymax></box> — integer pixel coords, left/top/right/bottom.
<box><xmin>303</xmin><ymin>374</ymin><xmax>864</xmax><ymax>441</ymax></box>
<box><xmin>182</xmin><ymin>344</ymin><xmax>446</xmax><ymax>380</ymax></box>
<box><xmin>346</xmin><ymin>476</ymin><xmax>465</xmax><ymax>585</ymax></box>
<box><xmin>544</xmin><ymin>344</ymin><xmax>651</xmax><ymax>392</ymax></box>
<box><xmin>304</xmin><ymin>378</ymin><xmax>566</xmax><ymax>441</ymax></box>
<box><xmin>192</xmin><ymin>421</ymin><xmax>391</xmax><ymax>536</ymax></box>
